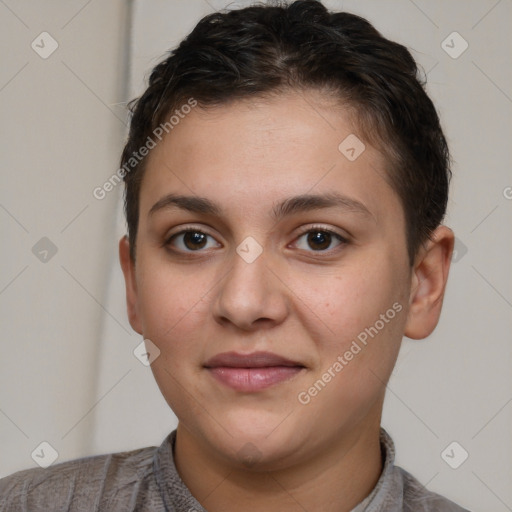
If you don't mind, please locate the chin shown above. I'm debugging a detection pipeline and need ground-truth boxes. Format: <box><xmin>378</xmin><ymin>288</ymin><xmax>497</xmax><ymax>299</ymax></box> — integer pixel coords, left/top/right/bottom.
<box><xmin>198</xmin><ymin>411</ymin><xmax>310</xmax><ymax>470</ymax></box>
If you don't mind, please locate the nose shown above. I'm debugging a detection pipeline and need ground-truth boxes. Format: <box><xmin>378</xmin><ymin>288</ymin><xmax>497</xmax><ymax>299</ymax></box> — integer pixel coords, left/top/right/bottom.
<box><xmin>211</xmin><ymin>245</ymin><xmax>289</xmax><ymax>332</ymax></box>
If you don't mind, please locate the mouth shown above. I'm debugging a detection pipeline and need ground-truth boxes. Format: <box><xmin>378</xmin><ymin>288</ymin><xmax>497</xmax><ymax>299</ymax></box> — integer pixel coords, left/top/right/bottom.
<box><xmin>203</xmin><ymin>351</ymin><xmax>306</xmax><ymax>392</ymax></box>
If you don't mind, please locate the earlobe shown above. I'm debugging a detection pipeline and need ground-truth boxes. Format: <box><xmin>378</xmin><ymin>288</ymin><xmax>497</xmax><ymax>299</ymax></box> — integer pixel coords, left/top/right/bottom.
<box><xmin>119</xmin><ymin>235</ymin><xmax>143</xmax><ymax>335</ymax></box>
<box><xmin>404</xmin><ymin>226</ymin><xmax>454</xmax><ymax>340</ymax></box>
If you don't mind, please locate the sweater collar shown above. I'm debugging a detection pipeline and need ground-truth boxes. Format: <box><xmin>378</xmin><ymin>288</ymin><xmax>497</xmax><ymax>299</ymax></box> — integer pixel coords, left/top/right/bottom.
<box><xmin>153</xmin><ymin>427</ymin><xmax>397</xmax><ymax>512</ymax></box>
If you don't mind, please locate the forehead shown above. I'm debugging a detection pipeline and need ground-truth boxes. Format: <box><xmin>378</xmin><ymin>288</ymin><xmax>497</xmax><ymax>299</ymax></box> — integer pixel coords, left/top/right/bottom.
<box><xmin>139</xmin><ymin>90</ymin><xmax>403</xmax><ymax>226</ymax></box>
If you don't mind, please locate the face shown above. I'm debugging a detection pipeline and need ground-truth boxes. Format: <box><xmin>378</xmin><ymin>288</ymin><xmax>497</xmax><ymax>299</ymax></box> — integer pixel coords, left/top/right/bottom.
<box><xmin>121</xmin><ymin>90</ymin><xmax>420</xmax><ymax>470</ymax></box>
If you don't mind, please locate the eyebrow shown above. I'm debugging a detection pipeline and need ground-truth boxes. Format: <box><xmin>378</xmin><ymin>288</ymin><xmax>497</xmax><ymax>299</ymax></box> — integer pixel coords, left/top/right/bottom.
<box><xmin>148</xmin><ymin>191</ymin><xmax>373</xmax><ymax>221</ymax></box>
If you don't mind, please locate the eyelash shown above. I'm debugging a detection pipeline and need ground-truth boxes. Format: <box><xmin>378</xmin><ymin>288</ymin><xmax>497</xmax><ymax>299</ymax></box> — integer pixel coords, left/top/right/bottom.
<box><xmin>164</xmin><ymin>224</ymin><xmax>348</xmax><ymax>255</ymax></box>
<box><xmin>294</xmin><ymin>225</ymin><xmax>348</xmax><ymax>252</ymax></box>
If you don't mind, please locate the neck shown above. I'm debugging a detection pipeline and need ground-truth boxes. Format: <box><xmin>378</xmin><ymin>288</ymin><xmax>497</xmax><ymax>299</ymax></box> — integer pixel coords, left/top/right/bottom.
<box><xmin>174</xmin><ymin>418</ymin><xmax>384</xmax><ymax>512</ymax></box>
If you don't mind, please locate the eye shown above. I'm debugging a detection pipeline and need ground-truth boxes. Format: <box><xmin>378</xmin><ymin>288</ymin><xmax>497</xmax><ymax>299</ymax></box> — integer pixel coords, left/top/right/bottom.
<box><xmin>293</xmin><ymin>226</ymin><xmax>347</xmax><ymax>253</ymax></box>
<box><xmin>165</xmin><ymin>228</ymin><xmax>221</xmax><ymax>253</ymax></box>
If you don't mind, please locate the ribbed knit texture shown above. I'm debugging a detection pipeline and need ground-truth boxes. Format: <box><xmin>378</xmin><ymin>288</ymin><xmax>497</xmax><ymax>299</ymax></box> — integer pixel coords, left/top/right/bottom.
<box><xmin>0</xmin><ymin>428</ymin><xmax>470</xmax><ymax>511</ymax></box>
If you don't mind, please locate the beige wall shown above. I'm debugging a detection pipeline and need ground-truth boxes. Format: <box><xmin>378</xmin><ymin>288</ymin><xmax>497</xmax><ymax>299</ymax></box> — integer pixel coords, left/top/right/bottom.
<box><xmin>0</xmin><ymin>0</ymin><xmax>129</xmax><ymax>471</ymax></box>
<box><xmin>1</xmin><ymin>1</ymin><xmax>511</xmax><ymax>510</ymax></box>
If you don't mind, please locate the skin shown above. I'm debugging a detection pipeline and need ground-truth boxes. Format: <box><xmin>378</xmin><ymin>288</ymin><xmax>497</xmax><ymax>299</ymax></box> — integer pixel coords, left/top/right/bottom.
<box><xmin>119</xmin><ymin>90</ymin><xmax>454</xmax><ymax>512</ymax></box>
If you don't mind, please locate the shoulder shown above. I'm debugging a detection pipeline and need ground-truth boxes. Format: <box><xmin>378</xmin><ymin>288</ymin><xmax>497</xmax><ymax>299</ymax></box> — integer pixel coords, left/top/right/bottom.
<box><xmin>398</xmin><ymin>466</ymin><xmax>471</xmax><ymax>512</ymax></box>
<box><xmin>0</xmin><ymin>445</ymin><xmax>157</xmax><ymax>511</ymax></box>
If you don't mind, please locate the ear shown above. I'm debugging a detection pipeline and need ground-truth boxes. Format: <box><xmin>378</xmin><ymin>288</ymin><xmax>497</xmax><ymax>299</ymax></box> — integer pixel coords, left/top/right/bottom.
<box><xmin>119</xmin><ymin>235</ymin><xmax>143</xmax><ymax>335</ymax></box>
<box><xmin>404</xmin><ymin>225</ymin><xmax>454</xmax><ymax>340</ymax></box>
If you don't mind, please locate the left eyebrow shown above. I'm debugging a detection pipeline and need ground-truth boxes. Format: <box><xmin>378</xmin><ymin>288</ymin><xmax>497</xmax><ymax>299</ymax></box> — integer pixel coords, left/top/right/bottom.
<box><xmin>271</xmin><ymin>192</ymin><xmax>374</xmax><ymax>221</ymax></box>
<box><xmin>148</xmin><ymin>191</ymin><xmax>374</xmax><ymax>221</ymax></box>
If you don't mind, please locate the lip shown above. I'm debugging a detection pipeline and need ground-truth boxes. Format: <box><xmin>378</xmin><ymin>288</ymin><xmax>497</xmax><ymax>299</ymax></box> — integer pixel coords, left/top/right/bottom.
<box><xmin>204</xmin><ymin>351</ymin><xmax>306</xmax><ymax>392</ymax></box>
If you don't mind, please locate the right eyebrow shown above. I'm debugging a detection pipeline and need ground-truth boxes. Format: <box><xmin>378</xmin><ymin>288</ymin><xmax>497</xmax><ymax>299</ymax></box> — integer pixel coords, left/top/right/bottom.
<box><xmin>148</xmin><ymin>194</ymin><xmax>221</xmax><ymax>218</ymax></box>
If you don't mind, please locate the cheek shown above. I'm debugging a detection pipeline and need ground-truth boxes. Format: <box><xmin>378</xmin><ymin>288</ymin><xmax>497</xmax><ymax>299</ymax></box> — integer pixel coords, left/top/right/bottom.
<box><xmin>292</xmin><ymin>266</ymin><xmax>406</xmax><ymax>434</ymax></box>
<box><xmin>293</xmin><ymin>259</ymin><xmax>403</xmax><ymax>350</ymax></box>
<box><xmin>136</xmin><ymin>258</ymin><xmax>212</xmax><ymax>353</ymax></box>
<box><xmin>292</xmin><ymin>254</ymin><xmax>408</xmax><ymax>407</ymax></box>
<box><xmin>136</xmin><ymin>264</ymin><xmax>210</xmax><ymax>415</ymax></box>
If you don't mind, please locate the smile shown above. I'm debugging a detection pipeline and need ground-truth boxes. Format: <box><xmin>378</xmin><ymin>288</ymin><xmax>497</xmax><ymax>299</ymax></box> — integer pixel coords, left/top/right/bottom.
<box><xmin>204</xmin><ymin>351</ymin><xmax>306</xmax><ymax>392</ymax></box>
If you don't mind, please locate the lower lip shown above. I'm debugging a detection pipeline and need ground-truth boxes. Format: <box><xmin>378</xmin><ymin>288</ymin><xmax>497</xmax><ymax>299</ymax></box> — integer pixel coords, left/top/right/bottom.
<box><xmin>206</xmin><ymin>366</ymin><xmax>304</xmax><ymax>392</ymax></box>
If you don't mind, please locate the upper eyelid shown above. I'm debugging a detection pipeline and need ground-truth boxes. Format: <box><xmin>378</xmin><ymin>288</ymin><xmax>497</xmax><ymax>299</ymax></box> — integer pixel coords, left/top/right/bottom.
<box><xmin>165</xmin><ymin>224</ymin><xmax>217</xmax><ymax>242</ymax></box>
<box><xmin>165</xmin><ymin>224</ymin><xmax>347</xmax><ymax>249</ymax></box>
<box><xmin>292</xmin><ymin>227</ymin><xmax>347</xmax><ymax>250</ymax></box>
<box><xmin>164</xmin><ymin>226</ymin><xmax>220</xmax><ymax>252</ymax></box>
<box><xmin>295</xmin><ymin>224</ymin><xmax>347</xmax><ymax>239</ymax></box>
<box><xmin>166</xmin><ymin>223</ymin><xmax>346</xmax><ymax>239</ymax></box>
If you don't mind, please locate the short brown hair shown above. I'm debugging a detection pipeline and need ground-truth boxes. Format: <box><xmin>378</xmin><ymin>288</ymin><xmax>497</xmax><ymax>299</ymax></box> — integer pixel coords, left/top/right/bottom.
<box><xmin>121</xmin><ymin>0</ymin><xmax>451</xmax><ymax>264</ymax></box>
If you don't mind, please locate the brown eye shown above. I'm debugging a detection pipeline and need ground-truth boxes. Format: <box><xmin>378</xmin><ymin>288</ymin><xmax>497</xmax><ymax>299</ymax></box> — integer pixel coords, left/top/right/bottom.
<box><xmin>166</xmin><ymin>230</ymin><xmax>220</xmax><ymax>252</ymax></box>
<box><xmin>307</xmin><ymin>231</ymin><xmax>331</xmax><ymax>250</ymax></box>
<box><xmin>182</xmin><ymin>231</ymin><xmax>207</xmax><ymax>250</ymax></box>
<box><xmin>294</xmin><ymin>228</ymin><xmax>346</xmax><ymax>252</ymax></box>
